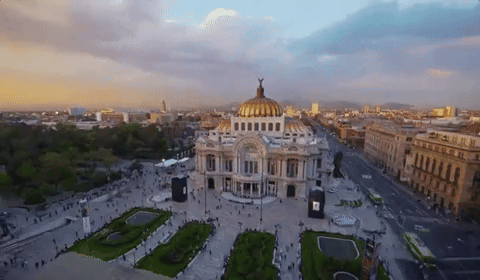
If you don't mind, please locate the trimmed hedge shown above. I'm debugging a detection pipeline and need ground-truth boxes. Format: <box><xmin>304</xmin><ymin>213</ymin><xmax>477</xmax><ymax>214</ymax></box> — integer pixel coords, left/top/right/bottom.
<box><xmin>69</xmin><ymin>207</ymin><xmax>171</xmax><ymax>261</ymax></box>
<box><xmin>225</xmin><ymin>231</ymin><xmax>277</xmax><ymax>280</ymax></box>
<box><xmin>301</xmin><ymin>231</ymin><xmax>365</xmax><ymax>280</ymax></box>
<box><xmin>136</xmin><ymin>221</ymin><xmax>213</xmax><ymax>277</ymax></box>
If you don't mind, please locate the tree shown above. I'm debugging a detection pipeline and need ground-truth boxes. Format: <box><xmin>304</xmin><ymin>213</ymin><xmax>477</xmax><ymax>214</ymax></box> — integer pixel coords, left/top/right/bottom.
<box><xmin>40</xmin><ymin>152</ymin><xmax>74</xmax><ymax>193</ymax></box>
<box><xmin>98</xmin><ymin>148</ymin><xmax>119</xmax><ymax>183</ymax></box>
<box><xmin>16</xmin><ymin>160</ymin><xmax>37</xmax><ymax>183</ymax></box>
<box><xmin>0</xmin><ymin>172</ymin><xmax>12</xmax><ymax>193</ymax></box>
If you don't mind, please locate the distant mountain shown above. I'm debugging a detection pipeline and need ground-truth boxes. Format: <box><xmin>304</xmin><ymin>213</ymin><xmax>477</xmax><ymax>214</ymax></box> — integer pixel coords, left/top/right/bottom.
<box><xmin>382</xmin><ymin>102</ymin><xmax>414</xmax><ymax>110</ymax></box>
<box><xmin>322</xmin><ymin>101</ymin><xmax>362</xmax><ymax>109</ymax></box>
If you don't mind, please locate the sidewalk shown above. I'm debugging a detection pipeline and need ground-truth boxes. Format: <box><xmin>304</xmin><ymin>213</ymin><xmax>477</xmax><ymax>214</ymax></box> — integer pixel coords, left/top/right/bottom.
<box><xmin>221</xmin><ymin>192</ymin><xmax>277</xmax><ymax>205</ymax></box>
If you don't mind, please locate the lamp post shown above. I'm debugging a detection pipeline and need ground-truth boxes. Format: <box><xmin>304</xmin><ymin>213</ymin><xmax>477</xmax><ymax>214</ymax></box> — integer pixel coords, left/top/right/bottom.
<box><xmin>133</xmin><ymin>251</ymin><xmax>136</xmax><ymax>268</ymax></box>
<box><xmin>204</xmin><ymin>170</ymin><xmax>207</xmax><ymax>215</ymax></box>
<box><xmin>238</xmin><ymin>221</ymin><xmax>243</xmax><ymax>233</ymax></box>
<box><xmin>261</xmin><ymin>158</ymin><xmax>263</xmax><ymax>223</ymax></box>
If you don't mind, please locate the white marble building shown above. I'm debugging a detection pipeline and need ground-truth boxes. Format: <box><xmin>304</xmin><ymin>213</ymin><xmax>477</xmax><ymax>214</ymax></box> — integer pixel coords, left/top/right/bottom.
<box><xmin>195</xmin><ymin>80</ymin><xmax>331</xmax><ymax>199</ymax></box>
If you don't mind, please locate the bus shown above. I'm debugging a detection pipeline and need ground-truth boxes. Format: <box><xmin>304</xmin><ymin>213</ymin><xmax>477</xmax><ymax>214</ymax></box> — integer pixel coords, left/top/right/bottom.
<box><xmin>368</xmin><ymin>188</ymin><xmax>383</xmax><ymax>205</ymax></box>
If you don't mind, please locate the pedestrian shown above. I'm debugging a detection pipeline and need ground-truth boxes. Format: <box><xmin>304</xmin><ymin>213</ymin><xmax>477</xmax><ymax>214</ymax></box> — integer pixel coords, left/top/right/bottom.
<box><xmin>53</xmin><ymin>238</ymin><xmax>56</xmax><ymax>245</ymax></box>
<box><xmin>3</xmin><ymin>261</ymin><xmax>7</xmax><ymax>268</ymax></box>
<box><xmin>35</xmin><ymin>262</ymin><xmax>39</xmax><ymax>269</ymax></box>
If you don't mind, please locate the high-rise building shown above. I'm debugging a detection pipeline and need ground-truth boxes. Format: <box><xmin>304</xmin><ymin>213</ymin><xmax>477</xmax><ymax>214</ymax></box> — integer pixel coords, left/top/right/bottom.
<box><xmin>431</xmin><ymin>106</ymin><xmax>456</xmax><ymax>118</ymax></box>
<box><xmin>445</xmin><ymin>106</ymin><xmax>456</xmax><ymax>118</ymax></box>
<box><xmin>409</xmin><ymin>130</ymin><xmax>480</xmax><ymax>219</ymax></box>
<box><xmin>375</xmin><ymin>105</ymin><xmax>381</xmax><ymax>113</ymax></box>
<box><xmin>363</xmin><ymin>105</ymin><xmax>370</xmax><ymax>114</ymax></box>
<box><xmin>162</xmin><ymin>100</ymin><xmax>167</xmax><ymax>113</ymax></box>
<box><xmin>311</xmin><ymin>102</ymin><xmax>319</xmax><ymax>115</ymax></box>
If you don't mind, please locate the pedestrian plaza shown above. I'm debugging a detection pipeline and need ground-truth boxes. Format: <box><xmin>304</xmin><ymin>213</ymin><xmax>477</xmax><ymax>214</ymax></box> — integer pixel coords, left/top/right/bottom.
<box><xmin>0</xmin><ymin>162</ymin><xmax>405</xmax><ymax>280</ymax></box>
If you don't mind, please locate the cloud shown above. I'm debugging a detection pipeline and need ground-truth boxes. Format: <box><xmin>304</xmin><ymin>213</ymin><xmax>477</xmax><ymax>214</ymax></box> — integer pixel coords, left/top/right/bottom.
<box><xmin>0</xmin><ymin>0</ymin><xmax>479</xmax><ymax>109</ymax></box>
<box><xmin>199</xmin><ymin>8</ymin><xmax>238</xmax><ymax>29</ymax></box>
<box><xmin>428</xmin><ymin>68</ymin><xmax>452</xmax><ymax>77</ymax></box>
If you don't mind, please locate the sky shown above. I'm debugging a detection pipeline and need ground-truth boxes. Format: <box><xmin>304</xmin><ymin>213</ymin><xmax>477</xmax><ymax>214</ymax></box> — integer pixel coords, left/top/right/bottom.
<box><xmin>0</xmin><ymin>0</ymin><xmax>479</xmax><ymax>110</ymax></box>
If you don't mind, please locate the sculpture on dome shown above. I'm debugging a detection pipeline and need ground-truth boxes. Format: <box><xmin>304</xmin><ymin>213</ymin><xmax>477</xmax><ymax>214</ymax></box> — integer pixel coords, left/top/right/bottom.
<box><xmin>258</xmin><ymin>78</ymin><xmax>264</xmax><ymax>88</ymax></box>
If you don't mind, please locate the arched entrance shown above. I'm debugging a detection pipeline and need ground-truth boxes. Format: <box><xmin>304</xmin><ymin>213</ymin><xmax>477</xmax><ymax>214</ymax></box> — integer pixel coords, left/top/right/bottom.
<box><xmin>208</xmin><ymin>178</ymin><xmax>215</xmax><ymax>189</ymax></box>
<box><xmin>287</xmin><ymin>185</ymin><xmax>296</xmax><ymax>197</ymax></box>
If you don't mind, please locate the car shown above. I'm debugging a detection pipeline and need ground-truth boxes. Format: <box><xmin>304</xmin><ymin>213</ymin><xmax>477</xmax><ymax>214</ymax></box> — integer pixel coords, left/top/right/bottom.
<box><xmin>362</xmin><ymin>175</ymin><xmax>372</xmax><ymax>179</ymax></box>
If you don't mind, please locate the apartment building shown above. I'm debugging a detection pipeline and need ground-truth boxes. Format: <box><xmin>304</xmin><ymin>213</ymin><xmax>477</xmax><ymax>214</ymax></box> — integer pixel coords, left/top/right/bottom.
<box><xmin>410</xmin><ymin>130</ymin><xmax>480</xmax><ymax>219</ymax></box>
<box><xmin>364</xmin><ymin>123</ymin><xmax>424</xmax><ymax>180</ymax></box>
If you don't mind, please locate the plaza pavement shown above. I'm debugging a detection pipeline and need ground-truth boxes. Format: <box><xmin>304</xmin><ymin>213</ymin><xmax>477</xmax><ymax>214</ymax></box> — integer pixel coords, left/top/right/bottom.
<box><xmin>1</xmin><ymin>158</ymin><xmax>413</xmax><ymax>280</ymax></box>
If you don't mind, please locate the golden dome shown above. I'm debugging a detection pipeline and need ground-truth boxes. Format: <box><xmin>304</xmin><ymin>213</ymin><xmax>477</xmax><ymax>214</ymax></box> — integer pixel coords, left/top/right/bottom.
<box><xmin>237</xmin><ymin>80</ymin><xmax>283</xmax><ymax>118</ymax></box>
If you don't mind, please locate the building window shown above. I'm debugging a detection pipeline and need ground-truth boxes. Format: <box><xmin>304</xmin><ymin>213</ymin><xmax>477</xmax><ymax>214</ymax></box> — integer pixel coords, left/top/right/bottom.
<box><xmin>445</xmin><ymin>164</ymin><xmax>452</xmax><ymax>181</ymax></box>
<box><xmin>206</xmin><ymin>154</ymin><xmax>216</xmax><ymax>171</ymax></box>
<box><xmin>425</xmin><ymin>157</ymin><xmax>430</xmax><ymax>172</ymax></box>
<box><xmin>414</xmin><ymin>153</ymin><xmax>419</xmax><ymax>167</ymax></box>
<box><xmin>268</xmin><ymin>123</ymin><xmax>273</xmax><ymax>131</ymax></box>
<box><xmin>234</xmin><ymin>122</ymin><xmax>239</xmax><ymax>130</ymax></box>
<box><xmin>225</xmin><ymin>159</ymin><xmax>233</xmax><ymax>172</ymax></box>
<box><xmin>453</xmin><ymin>167</ymin><xmax>460</xmax><ymax>185</ymax></box>
<box><xmin>244</xmin><ymin>161</ymin><xmax>258</xmax><ymax>174</ymax></box>
<box><xmin>267</xmin><ymin>159</ymin><xmax>276</xmax><ymax>175</ymax></box>
<box><xmin>286</xmin><ymin>159</ymin><xmax>298</xmax><ymax>178</ymax></box>
<box><xmin>438</xmin><ymin>162</ymin><xmax>444</xmax><ymax>177</ymax></box>
<box><xmin>254</xmin><ymin>122</ymin><xmax>259</xmax><ymax>131</ymax></box>
<box><xmin>261</xmin><ymin>123</ymin><xmax>266</xmax><ymax>131</ymax></box>
<box><xmin>317</xmin><ymin>159</ymin><xmax>322</xmax><ymax>169</ymax></box>
<box><xmin>248</xmin><ymin>123</ymin><xmax>252</xmax><ymax>131</ymax></box>
<box><xmin>241</xmin><ymin>123</ymin><xmax>245</xmax><ymax>131</ymax></box>
<box><xmin>276</xmin><ymin>122</ymin><xmax>281</xmax><ymax>131</ymax></box>
<box><xmin>420</xmin><ymin>155</ymin><xmax>424</xmax><ymax>169</ymax></box>
<box><xmin>431</xmin><ymin>159</ymin><xmax>436</xmax><ymax>174</ymax></box>
<box><xmin>405</xmin><ymin>149</ymin><xmax>411</xmax><ymax>155</ymax></box>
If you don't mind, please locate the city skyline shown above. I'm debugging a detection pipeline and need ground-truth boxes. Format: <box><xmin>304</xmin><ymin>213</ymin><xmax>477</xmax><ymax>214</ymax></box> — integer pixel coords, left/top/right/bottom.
<box><xmin>1</xmin><ymin>0</ymin><xmax>480</xmax><ymax>111</ymax></box>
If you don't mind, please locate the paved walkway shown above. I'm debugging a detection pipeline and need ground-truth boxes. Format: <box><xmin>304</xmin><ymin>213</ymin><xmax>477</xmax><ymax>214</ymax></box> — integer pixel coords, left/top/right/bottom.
<box><xmin>1</xmin><ymin>158</ymin><xmax>412</xmax><ymax>280</ymax></box>
<box><xmin>221</xmin><ymin>192</ymin><xmax>277</xmax><ymax>204</ymax></box>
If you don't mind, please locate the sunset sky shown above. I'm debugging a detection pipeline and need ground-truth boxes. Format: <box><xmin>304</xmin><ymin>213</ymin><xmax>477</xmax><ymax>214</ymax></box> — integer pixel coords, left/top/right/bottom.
<box><xmin>1</xmin><ymin>0</ymin><xmax>479</xmax><ymax>111</ymax></box>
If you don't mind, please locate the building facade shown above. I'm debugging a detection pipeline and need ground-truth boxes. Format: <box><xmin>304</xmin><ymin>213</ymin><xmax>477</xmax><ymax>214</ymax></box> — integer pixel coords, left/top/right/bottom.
<box><xmin>311</xmin><ymin>102</ymin><xmax>319</xmax><ymax>115</ymax></box>
<box><xmin>364</xmin><ymin>123</ymin><xmax>424</xmax><ymax>180</ymax></box>
<box><xmin>195</xmin><ymin>81</ymin><xmax>331</xmax><ymax>199</ymax></box>
<box><xmin>409</xmin><ymin>130</ymin><xmax>480</xmax><ymax>218</ymax></box>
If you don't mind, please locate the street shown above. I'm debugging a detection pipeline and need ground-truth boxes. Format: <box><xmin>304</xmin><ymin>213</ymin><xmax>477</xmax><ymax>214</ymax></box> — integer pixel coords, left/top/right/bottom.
<box><xmin>317</xmin><ymin>123</ymin><xmax>480</xmax><ymax>280</ymax></box>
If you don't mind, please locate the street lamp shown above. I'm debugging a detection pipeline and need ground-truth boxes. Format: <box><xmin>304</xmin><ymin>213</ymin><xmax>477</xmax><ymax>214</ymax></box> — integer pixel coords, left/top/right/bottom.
<box><xmin>204</xmin><ymin>170</ymin><xmax>207</xmax><ymax>215</ymax></box>
<box><xmin>238</xmin><ymin>221</ymin><xmax>243</xmax><ymax>233</ymax></box>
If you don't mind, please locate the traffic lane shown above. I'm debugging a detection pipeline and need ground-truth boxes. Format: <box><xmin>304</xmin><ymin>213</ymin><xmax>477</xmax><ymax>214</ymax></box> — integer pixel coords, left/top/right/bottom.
<box><xmin>406</xmin><ymin>220</ymin><xmax>480</xmax><ymax>258</ymax></box>
<box><xmin>341</xmin><ymin>155</ymin><xmax>415</xmax><ymax>212</ymax></box>
<box><xmin>343</xmin><ymin>154</ymin><xmax>429</xmax><ymax>217</ymax></box>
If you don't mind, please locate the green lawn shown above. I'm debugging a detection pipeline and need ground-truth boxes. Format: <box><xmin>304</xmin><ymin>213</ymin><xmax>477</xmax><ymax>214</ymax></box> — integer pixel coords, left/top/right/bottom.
<box><xmin>225</xmin><ymin>231</ymin><xmax>277</xmax><ymax>280</ymax></box>
<box><xmin>301</xmin><ymin>231</ymin><xmax>365</xmax><ymax>280</ymax></box>
<box><xmin>69</xmin><ymin>207</ymin><xmax>172</xmax><ymax>261</ymax></box>
<box><xmin>136</xmin><ymin>221</ymin><xmax>213</xmax><ymax>277</ymax></box>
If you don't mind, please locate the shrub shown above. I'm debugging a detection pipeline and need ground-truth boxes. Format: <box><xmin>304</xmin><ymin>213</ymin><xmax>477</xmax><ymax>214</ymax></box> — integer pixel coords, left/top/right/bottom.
<box><xmin>23</xmin><ymin>188</ymin><xmax>46</xmax><ymax>205</ymax></box>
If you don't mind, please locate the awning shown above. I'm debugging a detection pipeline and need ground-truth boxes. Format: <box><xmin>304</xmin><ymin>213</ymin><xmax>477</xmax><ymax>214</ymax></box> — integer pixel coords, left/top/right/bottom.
<box><xmin>154</xmin><ymin>159</ymin><xmax>178</xmax><ymax>167</ymax></box>
<box><xmin>178</xmin><ymin>157</ymin><xmax>189</xmax><ymax>163</ymax></box>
